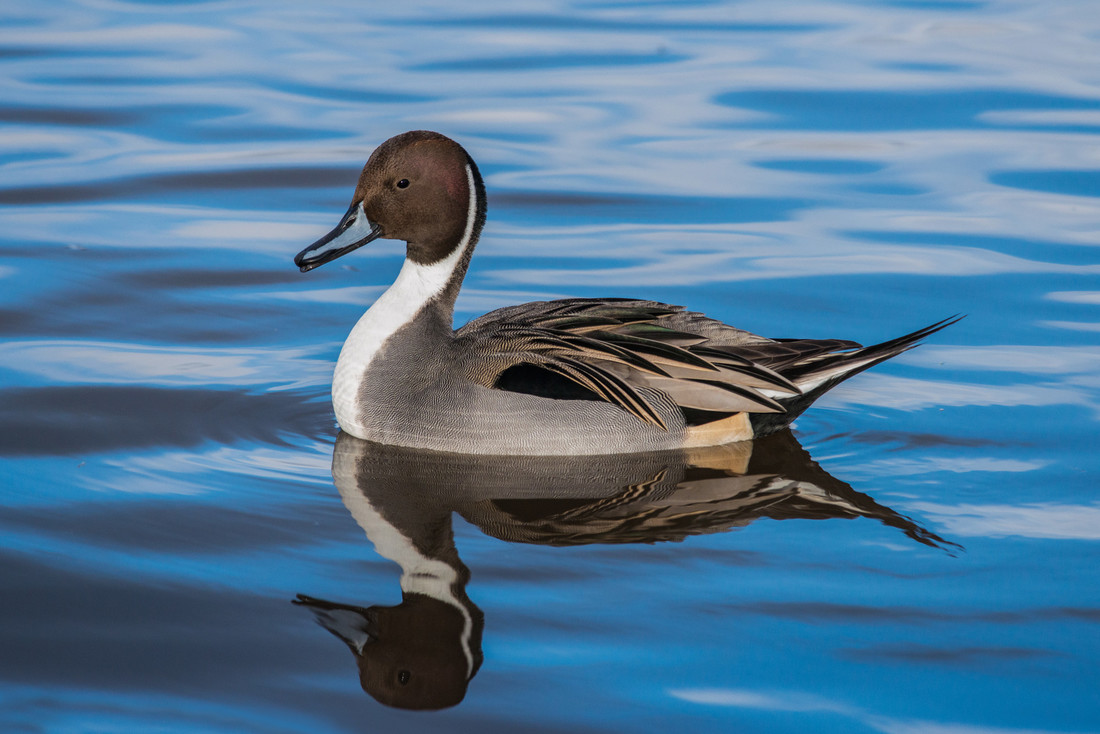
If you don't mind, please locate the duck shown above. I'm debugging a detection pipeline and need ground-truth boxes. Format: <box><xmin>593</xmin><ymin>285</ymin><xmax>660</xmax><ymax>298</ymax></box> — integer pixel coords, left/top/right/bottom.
<box><xmin>294</xmin><ymin>130</ymin><xmax>959</xmax><ymax>456</ymax></box>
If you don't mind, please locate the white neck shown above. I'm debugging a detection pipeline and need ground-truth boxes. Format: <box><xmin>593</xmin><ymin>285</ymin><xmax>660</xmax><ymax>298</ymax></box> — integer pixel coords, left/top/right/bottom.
<box><xmin>334</xmin><ymin>470</ymin><xmax>477</xmax><ymax>678</ymax></box>
<box><xmin>332</xmin><ymin>164</ymin><xmax>479</xmax><ymax>435</ymax></box>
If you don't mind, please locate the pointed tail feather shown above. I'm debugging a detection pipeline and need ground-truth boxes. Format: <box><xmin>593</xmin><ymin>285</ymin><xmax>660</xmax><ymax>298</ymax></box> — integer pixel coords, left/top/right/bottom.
<box><xmin>794</xmin><ymin>315</ymin><xmax>963</xmax><ymax>390</ymax></box>
<box><xmin>751</xmin><ymin>315</ymin><xmax>963</xmax><ymax>436</ymax></box>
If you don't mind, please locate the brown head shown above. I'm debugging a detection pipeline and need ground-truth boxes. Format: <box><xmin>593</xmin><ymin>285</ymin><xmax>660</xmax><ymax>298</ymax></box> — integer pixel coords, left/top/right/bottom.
<box><xmin>294</xmin><ymin>130</ymin><xmax>487</xmax><ymax>271</ymax></box>
<box><xmin>354</xmin><ymin>593</ymin><xmax>481</xmax><ymax>710</ymax></box>
<box><xmin>294</xmin><ymin>590</ymin><xmax>483</xmax><ymax>712</ymax></box>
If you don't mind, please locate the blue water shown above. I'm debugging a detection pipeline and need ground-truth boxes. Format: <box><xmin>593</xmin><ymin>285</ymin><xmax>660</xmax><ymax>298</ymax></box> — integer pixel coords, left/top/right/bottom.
<box><xmin>2</xmin><ymin>1</ymin><xmax>1099</xmax><ymax>732</ymax></box>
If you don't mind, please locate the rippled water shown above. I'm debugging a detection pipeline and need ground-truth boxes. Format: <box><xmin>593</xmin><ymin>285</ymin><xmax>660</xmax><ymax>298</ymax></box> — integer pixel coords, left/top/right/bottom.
<box><xmin>2</xmin><ymin>1</ymin><xmax>1099</xmax><ymax>732</ymax></box>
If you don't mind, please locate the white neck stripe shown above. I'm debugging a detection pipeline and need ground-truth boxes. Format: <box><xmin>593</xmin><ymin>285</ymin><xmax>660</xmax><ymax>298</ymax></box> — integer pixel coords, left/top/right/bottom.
<box><xmin>331</xmin><ymin>164</ymin><xmax>479</xmax><ymax>436</ymax></box>
<box><xmin>336</xmin><ymin>478</ymin><xmax>477</xmax><ymax>678</ymax></box>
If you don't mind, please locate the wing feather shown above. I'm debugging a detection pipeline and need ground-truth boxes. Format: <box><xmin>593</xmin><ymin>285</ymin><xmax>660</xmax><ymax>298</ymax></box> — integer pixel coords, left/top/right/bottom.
<box><xmin>538</xmin><ymin>357</ymin><xmax>669</xmax><ymax>430</ymax></box>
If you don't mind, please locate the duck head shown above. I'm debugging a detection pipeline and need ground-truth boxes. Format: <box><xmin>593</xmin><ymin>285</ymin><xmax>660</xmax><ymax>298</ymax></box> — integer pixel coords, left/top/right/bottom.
<box><xmin>294</xmin><ymin>130</ymin><xmax>486</xmax><ymax>272</ymax></box>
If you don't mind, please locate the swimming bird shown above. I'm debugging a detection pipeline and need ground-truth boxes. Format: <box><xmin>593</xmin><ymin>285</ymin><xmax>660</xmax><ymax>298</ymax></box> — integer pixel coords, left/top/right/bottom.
<box><xmin>294</xmin><ymin>130</ymin><xmax>958</xmax><ymax>455</ymax></box>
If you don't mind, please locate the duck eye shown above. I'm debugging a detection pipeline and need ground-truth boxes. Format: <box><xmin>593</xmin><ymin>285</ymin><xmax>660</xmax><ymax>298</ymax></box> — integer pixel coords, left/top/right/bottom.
<box><xmin>396</xmin><ymin>179</ymin><xmax>410</xmax><ymax>189</ymax></box>
<box><xmin>398</xmin><ymin>670</ymin><xmax>411</xmax><ymax>685</ymax></box>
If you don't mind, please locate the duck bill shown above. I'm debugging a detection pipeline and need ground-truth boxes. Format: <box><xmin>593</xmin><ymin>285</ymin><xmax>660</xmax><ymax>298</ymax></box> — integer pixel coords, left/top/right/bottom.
<box><xmin>295</xmin><ymin>201</ymin><xmax>383</xmax><ymax>272</ymax></box>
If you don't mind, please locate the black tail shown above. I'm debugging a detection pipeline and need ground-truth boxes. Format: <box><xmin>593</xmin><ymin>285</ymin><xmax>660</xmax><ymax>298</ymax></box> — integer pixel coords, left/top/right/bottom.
<box><xmin>750</xmin><ymin>315</ymin><xmax>964</xmax><ymax>436</ymax></box>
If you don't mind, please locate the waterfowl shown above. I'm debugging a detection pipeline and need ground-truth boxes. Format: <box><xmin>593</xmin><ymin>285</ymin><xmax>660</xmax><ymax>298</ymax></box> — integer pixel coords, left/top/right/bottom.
<box><xmin>295</xmin><ymin>130</ymin><xmax>958</xmax><ymax>456</ymax></box>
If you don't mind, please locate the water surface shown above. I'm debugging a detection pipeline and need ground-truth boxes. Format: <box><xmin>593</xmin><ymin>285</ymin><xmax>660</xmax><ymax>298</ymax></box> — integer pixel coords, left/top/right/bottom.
<box><xmin>1</xmin><ymin>1</ymin><xmax>1099</xmax><ymax>732</ymax></box>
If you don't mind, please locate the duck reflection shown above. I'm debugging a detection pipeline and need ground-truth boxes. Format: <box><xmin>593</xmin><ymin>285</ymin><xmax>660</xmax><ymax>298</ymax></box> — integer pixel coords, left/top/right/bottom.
<box><xmin>295</xmin><ymin>429</ymin><xmax>954</xmax><ymax>710</ymax></box>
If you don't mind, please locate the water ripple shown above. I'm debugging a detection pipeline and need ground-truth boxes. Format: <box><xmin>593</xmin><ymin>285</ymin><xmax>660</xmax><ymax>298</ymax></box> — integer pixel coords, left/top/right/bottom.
<box><xmin>2</xmin><ymin>0</ymin><xmax>1100</xmax><ymax>731</ymax></box>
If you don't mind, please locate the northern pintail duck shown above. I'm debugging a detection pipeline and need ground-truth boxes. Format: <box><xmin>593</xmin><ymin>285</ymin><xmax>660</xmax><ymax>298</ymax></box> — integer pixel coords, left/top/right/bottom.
<box><xmin>295</xmin><ymin>130</ymin><xmax>958</xmax><ymax>456</ymax></box>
